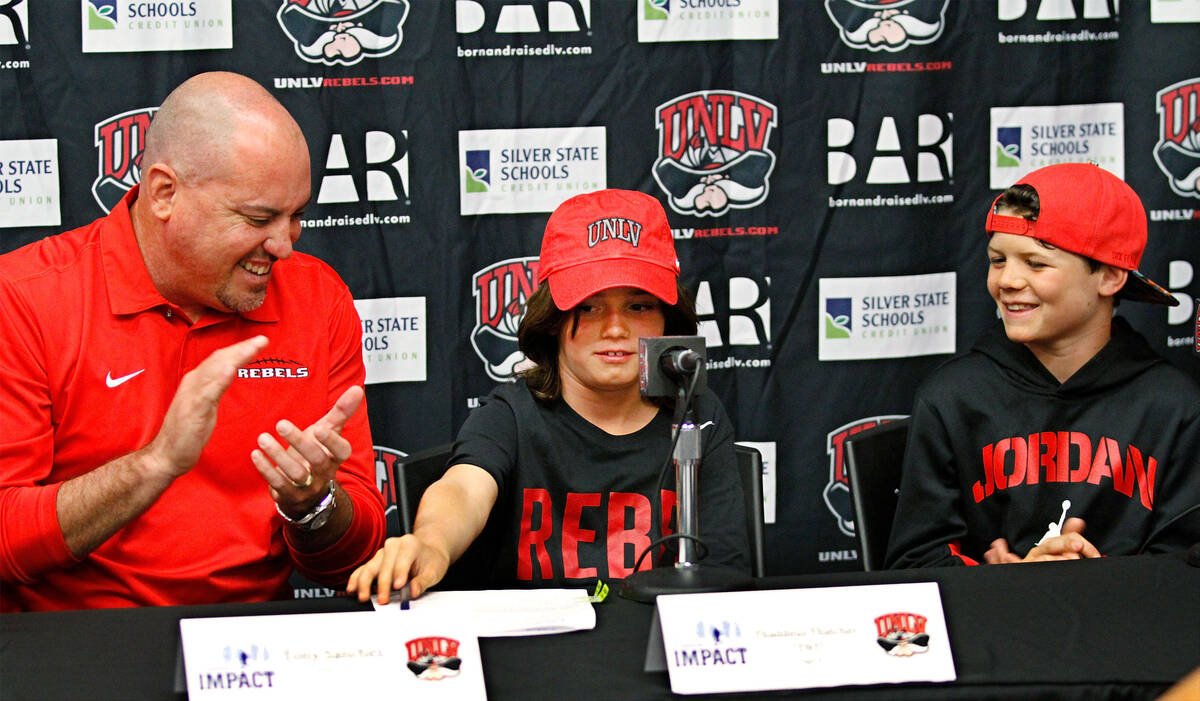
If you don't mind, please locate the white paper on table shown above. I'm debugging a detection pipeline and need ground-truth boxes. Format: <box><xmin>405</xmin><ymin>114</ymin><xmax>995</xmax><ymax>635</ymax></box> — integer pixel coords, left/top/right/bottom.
<box><xmin>180</xmin><ymin>610</ymin><xmax>485</xmax><ymax>699</ymax></box>
<box><xmin>654</xmin><ymin>582</ymin><xmax>955</xmax><ymax>695</ymax></box>
<box><xmin>373</xmin><ymin>588</ymin><xmax>596</xmax><ymax>637</ymax></box>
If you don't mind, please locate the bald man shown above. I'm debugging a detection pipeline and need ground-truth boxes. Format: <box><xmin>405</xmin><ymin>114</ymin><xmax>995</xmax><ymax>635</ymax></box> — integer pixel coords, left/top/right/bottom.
<box><xmin>0</xmin><ymin>72</ymin><xmax>386</xmax><ymax>611</ymax></box>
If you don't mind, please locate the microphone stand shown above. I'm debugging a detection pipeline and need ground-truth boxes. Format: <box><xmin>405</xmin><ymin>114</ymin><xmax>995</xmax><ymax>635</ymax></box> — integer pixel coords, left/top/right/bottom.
<box><xmin>620</xmin><ymin>385</ymin><xmax>753</xmax><ymax>603</ymax></box>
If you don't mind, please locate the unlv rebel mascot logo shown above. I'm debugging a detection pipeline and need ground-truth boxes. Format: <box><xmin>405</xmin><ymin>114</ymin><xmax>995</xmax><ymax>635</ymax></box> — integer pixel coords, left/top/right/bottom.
<box><xmin>875</xmin><ymin>612</ymin><xmax>931</xmax><ymax>656</ymax></box>
<box><xmin>825</xmin><ymin>0</ymin><xmax>948</xmax><ymax>52</ymax></box>
<box><xmin>277</xmin><ymin>0</ymin><xmax>409</xmax><ymax>66</ymax></box>
<box><xmin>92</xmin><ymin>107</ymin><xmax>156</xmax><ymax>213</ymax></box>
<box><xmin>471</xmin><ymin>257</ymin><xmax>539</xmax><ymax>382</ymax></box>
<box><xmin>1153</xmin><ymin>78</ymin><xmax>1200</xmax><ymax>200</ymax></box>
<box><xmin>824</xmin><ymin>415</ymin><xmax>905</xmax><ymax>537</ymax></box>
<box><xmin>405</xmin><ymin>636</ymin><xmax>462</xmax><ymax>680</ymax></box>
<box><xmin>653</xmin><ymin>91</ymin><xmax>778</xmax><ymax>217</ymax></box>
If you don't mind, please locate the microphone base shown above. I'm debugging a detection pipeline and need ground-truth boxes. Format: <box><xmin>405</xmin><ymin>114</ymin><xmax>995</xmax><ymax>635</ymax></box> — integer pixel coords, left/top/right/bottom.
<box><xmin>618</xmin><ymin>564</ymin><xmax>753</xmax><ymax>603</ymax></box>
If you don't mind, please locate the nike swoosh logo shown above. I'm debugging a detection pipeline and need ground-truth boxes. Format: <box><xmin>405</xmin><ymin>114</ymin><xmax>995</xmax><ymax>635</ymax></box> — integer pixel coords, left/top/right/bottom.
<box><xmin>105</xmin><ymin>369</ymin><xmax>145</xmax><ymax>388</ymax></box>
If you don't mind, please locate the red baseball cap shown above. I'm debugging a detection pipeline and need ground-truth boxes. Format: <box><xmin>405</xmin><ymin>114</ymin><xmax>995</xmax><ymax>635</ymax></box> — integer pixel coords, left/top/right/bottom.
<box><xmin>984</xmin><ymin>162</ymin><xmax>1177</xmax><ymax>306</ymax></box>
<box><xmin>538</xmin><ymin>189</ymin><xmax>680</xmax><ymax>310</ymax></box>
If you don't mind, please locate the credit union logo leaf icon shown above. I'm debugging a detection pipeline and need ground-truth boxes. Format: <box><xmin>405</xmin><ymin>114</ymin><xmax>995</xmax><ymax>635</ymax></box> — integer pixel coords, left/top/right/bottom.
<box><xmin>825</xmin><ymin>297</ymin><xmax>852</xmax><ymax>339</ymax></box>
<box><xmin>464</xmin><ymin>149</ymin><xmax>491</xmax><ymax>193</ymax></box>
<box><xmin>86</xmin><ymin>0</ymin><xmax>117</xmax><ymax>30</ymax></box>
<box><xmin>996</xmin><ymin>126</ymin><xmax>1021</xmax><ymax>168</ymax></box>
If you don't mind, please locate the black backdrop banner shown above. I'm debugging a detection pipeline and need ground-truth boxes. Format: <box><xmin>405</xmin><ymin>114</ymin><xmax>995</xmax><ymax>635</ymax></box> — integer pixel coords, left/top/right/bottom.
<box><xmin>1</xmin><ymin>1</ymin><xmax>1198</xmax><ymax>583</ymax></box>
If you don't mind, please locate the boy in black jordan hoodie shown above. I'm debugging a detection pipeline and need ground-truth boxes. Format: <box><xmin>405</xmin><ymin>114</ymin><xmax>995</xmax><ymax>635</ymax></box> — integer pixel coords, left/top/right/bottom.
<box><xmin>887</xmin><ymin>163</ymin><xmax>1200</xmax><ymax>568</ymax></box>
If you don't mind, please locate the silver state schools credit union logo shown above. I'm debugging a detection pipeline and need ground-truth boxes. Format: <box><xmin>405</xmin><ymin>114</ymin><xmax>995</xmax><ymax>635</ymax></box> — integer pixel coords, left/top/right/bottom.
<box><xmin>653</xmin><ymin>90</ymin><xmax>777</xmax><ymax>217</ymax></box>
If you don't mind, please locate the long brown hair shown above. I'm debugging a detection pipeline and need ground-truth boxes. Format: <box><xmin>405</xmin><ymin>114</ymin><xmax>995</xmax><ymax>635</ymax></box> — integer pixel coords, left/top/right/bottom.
<box><xmin>517</xmin><ymin>281</ymin><xmax>699</xmax><ymax>402</ymax></box>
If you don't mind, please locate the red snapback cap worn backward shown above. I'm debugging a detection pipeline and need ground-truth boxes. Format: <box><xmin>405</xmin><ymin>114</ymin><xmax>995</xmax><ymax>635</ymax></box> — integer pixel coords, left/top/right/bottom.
<box><xmin>538</xmin><ymin>189</ymin><xmax>680</xmax><ymax>310</ymax></box>
<box><xmin>984</xmin><ymin>162</ymin><xmax>1177</xmax><ymax>306</ymax></box>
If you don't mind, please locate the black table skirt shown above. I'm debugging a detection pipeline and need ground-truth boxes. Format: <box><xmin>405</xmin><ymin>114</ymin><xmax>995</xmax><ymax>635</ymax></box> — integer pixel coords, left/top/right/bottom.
<box><xmin>3</xmin><ymin>552</ymin><xmax>1198</xmax><ymax>700</ymax></box>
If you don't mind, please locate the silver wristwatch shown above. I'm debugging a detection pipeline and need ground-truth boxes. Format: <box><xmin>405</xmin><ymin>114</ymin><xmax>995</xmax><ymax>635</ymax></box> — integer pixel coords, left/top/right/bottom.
<box><xmin>276</xmin><ymin>480</ymin><xmax>337</xmax><ymax>531</ymax></box>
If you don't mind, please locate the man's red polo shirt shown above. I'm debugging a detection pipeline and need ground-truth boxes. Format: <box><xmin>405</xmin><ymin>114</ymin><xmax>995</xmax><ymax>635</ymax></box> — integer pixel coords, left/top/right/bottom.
<box><xmin>0</xmin><ymin>188</ymin><xmax>386</xmax><ymax>610</ymax></box>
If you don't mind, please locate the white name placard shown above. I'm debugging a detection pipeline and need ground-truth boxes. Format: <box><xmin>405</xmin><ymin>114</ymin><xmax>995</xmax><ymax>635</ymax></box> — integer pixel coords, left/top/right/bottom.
<box><xmin>654</xmin><ymin>582</ymin><xmax>955</xmax><ymax>695</ymax></box>
<box><xmin>180</xmin><ymin>610</ymin><xmax>485</xmax><ymax>699</ymax></box>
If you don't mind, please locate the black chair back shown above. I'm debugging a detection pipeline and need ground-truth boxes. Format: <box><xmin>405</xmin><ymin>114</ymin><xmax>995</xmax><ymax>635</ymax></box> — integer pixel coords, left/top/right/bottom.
<box><xmin>391</xmin><ymin>443</ymin><xmax>455</xmax><ymax>535</ymax></box>
<box><xmin>389</xmin><ymin>443</ymin><xmax>500</xmax><ymax>589</ymax></box>
<box><xmin>734</xmin><ymin>444</ymin><xmax>767</xmax><ymax>578</ymax></box>
<box><xmin>844</xmin><ymin>418</ymin><xmax>911</xmax><ymax>571</ymax></box>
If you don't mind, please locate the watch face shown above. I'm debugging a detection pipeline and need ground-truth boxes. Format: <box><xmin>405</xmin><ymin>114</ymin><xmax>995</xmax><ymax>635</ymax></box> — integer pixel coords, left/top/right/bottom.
<box><xmin>280</xmin><ymin>482</ymin><xmax>336</xmax><ymax>531</ymax></box>
<box><xmin>301</xmin><ymin>483</ymin><xmax>337</xmax><ymax>531</ymax></box>
<box><xmin>307</xmin><ymin>508</ymin><xmax>333</xmax><ymax>531</ymax></box>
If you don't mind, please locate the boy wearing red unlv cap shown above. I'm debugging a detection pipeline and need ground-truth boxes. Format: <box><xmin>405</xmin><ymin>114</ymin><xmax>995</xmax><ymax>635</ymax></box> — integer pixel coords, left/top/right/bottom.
<box><xmin>887</xmin><ymin>163</ymin><xmax>1200</xmax><ymax>568</ymax></box>
<box><xmin>349</xmin><ymin>190</ymin><xmax>749</xmax><ymax>601</ymax></box>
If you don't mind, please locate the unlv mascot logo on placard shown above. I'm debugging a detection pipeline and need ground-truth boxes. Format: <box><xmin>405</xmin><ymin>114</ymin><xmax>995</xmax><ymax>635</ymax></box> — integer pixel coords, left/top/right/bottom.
<box><xmin>405</xmin><ymin>636</ymin><xmax>462</xmax><ymax>680</ymax></box>
<box><xmin>277</xmin><ymin>0</ymin><xmax>409</xmax><ymax>66</ymax></box>
<box><xmin>652</xmin><ymin>90</ymin><xmax>777</xmax><ymax>218</ymax></box>
<box><xmin>825</xmin><ymin>0</ymin><xmax>948</xmax><ymax>52</ymax></box>
<box><xmin>472</xmin><ymin>257</ymin><xmax>539</xmax><ymax>383</ymax></box>
<box><xmin>875</xmin><ymin>612</ymin><xmax>930</xmax><ymax>656</ymax></box>
<box><xmin>92</xmin><ymin>107</ymin><xmax>156</xmax><ymax>213</ymax></box>
<box><xmin>824</xmin><ymin>415</ymin><xmax>905</xmax><ymax>537</ymax></box>
<box><xmin>1153</xmin><ymin>78</ymin><xmax>1200</xmax><ymax>200</ymax></box>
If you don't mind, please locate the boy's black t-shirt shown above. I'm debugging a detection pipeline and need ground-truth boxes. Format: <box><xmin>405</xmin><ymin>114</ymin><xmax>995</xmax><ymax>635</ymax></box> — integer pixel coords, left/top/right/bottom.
<box><xmin>450</xmin><ymin>379</ymin><xmax>749</xmax><ymax>587</ymax></box>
